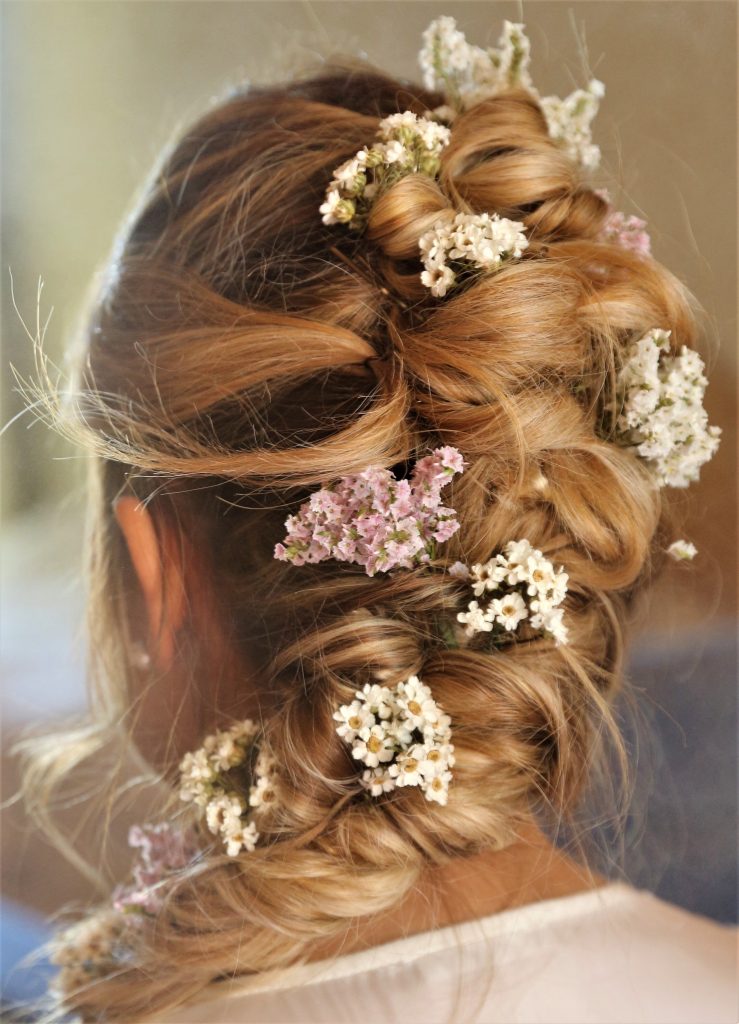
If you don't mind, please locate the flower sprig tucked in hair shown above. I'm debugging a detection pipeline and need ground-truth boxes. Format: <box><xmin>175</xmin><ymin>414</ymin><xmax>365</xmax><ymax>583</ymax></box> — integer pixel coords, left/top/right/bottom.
<box><xmin>320</xmin><ymin>111</ymin><xmax>451</xmax><ymax>230</ymax></box>
<box><xmin>178</xmin><ymin>720</ymin><xmax>276</xmax><ymax>856</ymax></box>
<box><xmin>275</xmin><ymin>446</ymin><xmax>466</xmax><ymax>577</ymax></box>
<box><xmin>112</xmin><ymin>824</ymin><xmax>198</xmax><ymax>917</ymax></box>
<box><xmin>614</xmin><ymin>328</ymin><xmax>721</xmax><ymax>488</ymax></box>
<box><xmin>334</xmin><ymin>677</ymin><xmax>455</xmax><ymax>805</ymax></box>
<box><xmin>419</xmin><ymin>15</ymin><xmax>605</xmax><ymax>170</ymax></box>
<box><xmin>452</xmin><ymin>539</ymin><xmax>570</xmax><ymax>645</ymax></box>
<box><xmin>595</xmin><ymin>188</ymin><xmax>652</xmax><ymax>256</ymax></box>
<box><xmin>419</xmin><ymin>211</ymin><xmax>529</xmax><ymax>296</ymax></box>
<box><xmin>50</xmin><ymin>909</ymin><xmax>130</xmax><ymax>1003</ymax></box>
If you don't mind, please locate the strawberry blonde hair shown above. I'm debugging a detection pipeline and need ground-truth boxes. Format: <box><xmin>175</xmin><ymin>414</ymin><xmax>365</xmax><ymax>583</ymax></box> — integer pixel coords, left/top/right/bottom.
<box><xmin>19</xmin><ymin>62</ymin><xmax>701</xmax><ymax>1021</ymax></box>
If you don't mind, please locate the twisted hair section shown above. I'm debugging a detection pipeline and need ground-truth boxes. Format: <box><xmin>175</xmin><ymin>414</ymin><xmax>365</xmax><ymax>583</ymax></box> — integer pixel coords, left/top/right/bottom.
<box><xmin>19</xmin><ymin>65</ymin><xmax>701</xmax><ymax>1021</ymax></box>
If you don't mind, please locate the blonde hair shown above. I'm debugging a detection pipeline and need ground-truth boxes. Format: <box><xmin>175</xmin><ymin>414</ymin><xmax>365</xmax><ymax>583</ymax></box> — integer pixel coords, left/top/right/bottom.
<box><xmin>19</xmin><ymin>63</ymin><xmax>700</xmax><ymax>1021</ymax></box>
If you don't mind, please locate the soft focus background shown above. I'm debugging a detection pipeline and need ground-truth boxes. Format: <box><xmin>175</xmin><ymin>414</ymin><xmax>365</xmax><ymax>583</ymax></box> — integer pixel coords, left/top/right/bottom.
<box><xmin>1</xmin><ymin>0</ymin><xmax>736</xmax><ymax>1010</ymax></box>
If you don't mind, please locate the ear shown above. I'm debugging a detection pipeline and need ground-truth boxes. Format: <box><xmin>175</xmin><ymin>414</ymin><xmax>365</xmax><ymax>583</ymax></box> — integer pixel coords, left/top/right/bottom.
<box><xmin>114</xmin><ymin>496</ymin><xmax>186</xmax><ymax>670</ymax></box>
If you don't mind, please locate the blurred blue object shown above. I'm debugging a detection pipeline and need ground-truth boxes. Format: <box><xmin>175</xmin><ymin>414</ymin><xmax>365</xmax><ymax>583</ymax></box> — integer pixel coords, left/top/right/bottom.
<box><xmin>622</xmin><ymin>621</ymin><xmax>738</xmax><ymax>924</ymax></box>
<box><xmin>1</xmin><ymin>897</ymin><xmax>53</xmax><ymax>1011</ymax></box>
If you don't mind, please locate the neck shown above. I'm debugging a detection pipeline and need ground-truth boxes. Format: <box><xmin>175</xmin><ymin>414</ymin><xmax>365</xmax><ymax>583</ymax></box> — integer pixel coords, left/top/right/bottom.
<box><xmin>313</xmin><ymin>823</ymin><xmax>607</xmax><ymax>961</ymax></box>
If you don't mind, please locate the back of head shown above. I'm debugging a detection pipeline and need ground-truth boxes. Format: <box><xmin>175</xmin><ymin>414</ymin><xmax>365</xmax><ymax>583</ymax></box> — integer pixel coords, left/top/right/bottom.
<box><xmin>27</xmin><ymin>22</ymin><xmax>717</xmax><ymax>1023</ymax></box>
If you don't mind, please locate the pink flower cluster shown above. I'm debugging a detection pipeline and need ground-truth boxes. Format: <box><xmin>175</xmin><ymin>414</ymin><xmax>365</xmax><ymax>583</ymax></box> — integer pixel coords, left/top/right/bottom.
<box><xmin>275</xmin><ymin>446</ymin><xmax>466</xmax><ymax>577</ymax></box>
<box><xmin>595</xmin><ymin>188</ymin><xmax>651</xmax><ymax>256</ymax></box>
<box><xmin>112</xmin><ymin>823</ymin><xmax>198</xmax><ymax>917</ymax></box>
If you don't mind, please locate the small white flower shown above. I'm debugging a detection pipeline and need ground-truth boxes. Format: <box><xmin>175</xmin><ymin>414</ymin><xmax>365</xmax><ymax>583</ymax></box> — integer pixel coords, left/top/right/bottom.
<box><xmin>448</xmin><ymin>560</ymin><xmax>471</xmax><ymax>579</ymax></box>
<box><xmin>362</xmin><ymin>767</ymin><xmax>397</xmax><ymax>796</ymax></box>
<box><xmin>420</xmin><ymin>261</ymin><xmax>456</xmax><ymax>298</ymax></box>
<box><xmin>457</xmin><ymin>599</ymin><xmax>493</xmax><ymax>635</ymax></box>
<box><xmin>502</xmin><ymin>539</ymin><xmax>535</xmax><ymax>579</ymax></box>
<box><xmin>667</xmin><ymin>539</ymin><xmax>698</xmax><ymax>561</ymax></box>
<box><xmin>470</xmin><ymin>559</ymin><xmax>507</xmax><ymax>596</ymax></box>
<box><xmin>490</xmin><ymin>592</ymin><xmax>529</xmax><ymax>631</ymax></box>
<box><xmin>333</xmin><ymin>700</ymin><xmax>375</xmax><ymax>742</ymax></box>
<box><xmin>225</xmin><ymin>821</ymin><xmax>259</xmax><ymax>857</ymax></box>
<box><xmin>530</xmin><ymin>604</ymin><xmax>569</xmax><ymax>645</ymax></box>
<box><xmin>211</xmin><ymin>735</ymin><xmax>243</xmax><ymax>772</ymax></box>
<box><xmin>416</xmin><ymin>742</ymin><xmax>455</xmax><ymax>778</ymax></box>
<box><xmin>319</xmin><ymin>187</ymin><xmax>343</xmax><ymax>226</ymax></box>
<box><xmin>391</xmin><ymin>745</ymin><xmax>428</xmax><ymax>787</ymax></box>
<box><xmin>424</xmin><ymin>770</ymin><xmax>453</xmax><ymax>805</ymax></box>
<box><xmin>356</xmin><ymin>682</ymin><xmax>394</xmax><ymax>719</ymax></box>
<box><xmin>395</xmin><ymin>676</ymin><xmax>437</xmax><ymax>731</ymax></box>
<box><xmin>248</xmin><ymin>773</ymin><xmax>279</xmax><ymax>812</ymax></box>
<box><xmin>352</xmin><ymin>723</ymin><xmax>396</xmax><ymax>768</ymax></box>
<box><xmin>205</xmin><ymin>794</ymin><xmax>244</xmax><ymax>837</ymax></box>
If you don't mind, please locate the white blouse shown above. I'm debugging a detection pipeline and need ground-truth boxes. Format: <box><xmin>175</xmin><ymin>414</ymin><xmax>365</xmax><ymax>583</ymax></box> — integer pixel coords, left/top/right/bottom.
<box><xmin>153</xmin><ymin>883</ymin><xmax>736</xmax><ymax>1024</ymax></box>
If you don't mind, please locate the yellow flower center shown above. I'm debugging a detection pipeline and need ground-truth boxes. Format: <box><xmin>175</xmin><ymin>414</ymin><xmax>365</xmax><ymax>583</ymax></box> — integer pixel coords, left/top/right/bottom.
<box><xmin>348</xmin><ymin>715</ymin><xmax>362</xmax><ymax>730</ymax></box>
<box><xmin>431</xmin><ymin>778</ymin><xmax>444</xmax><ymax>791</ymax></box>
<box><xmin>403</xmin><ymin>758</ymin><xmax>419</xmax><ymax>773</ymax></box>
<box><xmin>427</xmin><ymin>749</ymin><xmax>441</xmax><ymax>762</ymax></box>
<box><xmin>407</xmin><ymin>700</ymin><xmax>422</xmax><ymax>715</ymax></box>
<box><xmin>367</xmin><ymin>735</ymin><xmax>383</xmax><ymax>754</ymax></box>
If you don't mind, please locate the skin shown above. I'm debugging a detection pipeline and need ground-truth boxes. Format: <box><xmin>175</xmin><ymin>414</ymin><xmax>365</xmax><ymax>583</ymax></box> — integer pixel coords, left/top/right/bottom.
<box><xmin>115</xmin><ymin>496</ymin><xmax>608</xmax><ymax>955</ymax></box>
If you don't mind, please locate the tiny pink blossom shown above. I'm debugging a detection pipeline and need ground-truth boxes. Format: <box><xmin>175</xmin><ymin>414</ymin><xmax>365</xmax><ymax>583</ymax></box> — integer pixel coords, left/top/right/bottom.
<box><xmin>112</xmin><ymin>823</ymin><xmax>198</xmax><ymax>917</ymax></box>
<box><xmin>595</xmin><ymin>189</ymin><xmax>651</xmax><ymax>256</ymax></box>
<box><xmin>275</xmin><ymin>447</ymin><xmax>466</xmax><ymax>576</ymax></box>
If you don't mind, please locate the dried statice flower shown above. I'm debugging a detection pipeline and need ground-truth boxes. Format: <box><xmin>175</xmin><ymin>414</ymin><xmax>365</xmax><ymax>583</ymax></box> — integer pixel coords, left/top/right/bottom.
<box><xmin>275</xmin><ymin>447</ymin><xmax>466</xmax><ymax>577</ymax></box>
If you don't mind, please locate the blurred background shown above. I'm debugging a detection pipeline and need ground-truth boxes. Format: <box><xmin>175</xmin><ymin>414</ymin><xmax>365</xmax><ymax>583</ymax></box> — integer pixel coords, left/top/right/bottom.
<box><xmin>1</xmin><ymin>0</ymin><xmax>736</xmax><ymax>1011</ymax></box>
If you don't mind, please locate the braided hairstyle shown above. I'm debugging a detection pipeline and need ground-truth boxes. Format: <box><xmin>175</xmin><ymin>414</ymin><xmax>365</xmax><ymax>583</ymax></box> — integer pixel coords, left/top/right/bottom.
<box><xmin>28</xmin><ymin>63</ymin><xmax>701</xmax><ymax>1020</ymax></box>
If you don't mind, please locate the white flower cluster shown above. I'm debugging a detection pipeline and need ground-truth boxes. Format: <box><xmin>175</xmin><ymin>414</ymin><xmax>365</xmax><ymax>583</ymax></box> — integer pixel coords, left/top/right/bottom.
<box><xmin>334</xmin><ymin>677</ymin><xmax>455</xmax><ymax>805</ymax></box>
<box><xmin>419</xmin><ymin>211</ymin><xmax>529</xmax><ymax>297</ymax></box>
<box><xmin>50</xmin><ymin>909</ymin><xmax>127</xmax><ymax>1000</ymax></box>
<box><xmin>320</xmin><ymin>111</ymin><xmax>451</xmax><ymax>229</ymax></box>
<box><xmin>454</xmin><ymin>539</ymin><xmax>569</xmax><ymax>645</ymax></box>
<box><xmin>178</xmin><ymin>720</ymin><xmax>278</xmax><ymax>856</ymax></box>
<box><xmin>538</xmin><ymin>82</ymin><xmax>605</xmax><ymax>172</ymax></box>
<box><xmin>667</xmin><ymin>539</ymin><xmax>697</xmax><ymax>561</ymax></box>
<box><xmin>615</xmin><ymin>328</ymin><xmax>721</xmax><ymax>488</ymax></box>
<box><xmin>419</xmin><ymin>15</ymin><xmax>605</xmax><ymax>170</ymax></box>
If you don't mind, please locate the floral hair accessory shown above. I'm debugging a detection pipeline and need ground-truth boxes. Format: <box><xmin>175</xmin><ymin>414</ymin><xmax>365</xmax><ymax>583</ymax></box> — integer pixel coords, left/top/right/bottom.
<box><xmin>454</xmin><ymin>539</ymin><xmax>569</xmax><ymax>646</ymax></box>
<box><xmin>614</xmin><ymin>328</ymin><xmax>721</xmax><ymax>488</ymax></box>
<box><xmin>334</xmin><ymin>676</ymin><xmax>455</xmax><ymax>805</ymax></box>
<box><xmin>419</xmin><ymin>15</ymin><xmax>605</xmax><ymax>170</ymax></box>
<box><xmin>667</xmin><ymin>539</ymin><xmax>698</xmax><ymax>561</ymax></box>
<box><xmin>595</xmin><ymin>188</ymin><xmax>652</xmax><ymax>256</ymax></box>
<box><xmin>113</xmin><ymin>823</ymin><xmax>198</xmax><ymax>917</ymax></box>
<box><xmin>419</xmin><ymin>211</ymin><xmax>529</xmax><ymax>296</ymax></box>
<box><xmin>178</xmin><ymin>720</ymin><xmax>278</xmax><ymax>856</ymax></box>
<box><xmin>320</xmin><ymin>111</ymin><xmax>451</xmax><ymax>230</ymax></box>
<box><xmin>50</xmin><ymin>908</ymin><xmax>130</xmax><ymax>1000</ymax></box>
<box><xmin>275</xmin><ymin>446</ymin><xmax>466</xmax><ymax>577</ymax></box>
